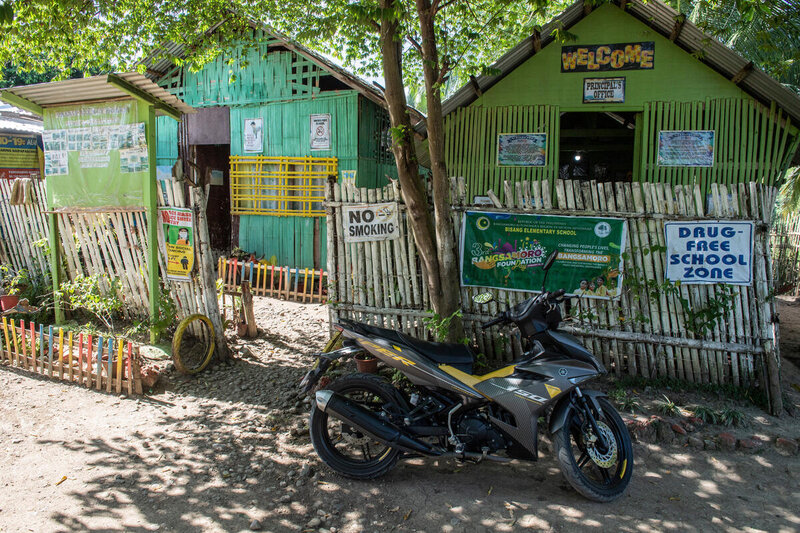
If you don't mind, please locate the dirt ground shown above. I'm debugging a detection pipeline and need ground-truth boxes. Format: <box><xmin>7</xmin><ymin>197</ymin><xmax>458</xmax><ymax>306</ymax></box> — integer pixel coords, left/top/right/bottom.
<box><xmin>1</xmin><ymin>298</ymin><xmax>800</xmax><ymax>533</ymax></box>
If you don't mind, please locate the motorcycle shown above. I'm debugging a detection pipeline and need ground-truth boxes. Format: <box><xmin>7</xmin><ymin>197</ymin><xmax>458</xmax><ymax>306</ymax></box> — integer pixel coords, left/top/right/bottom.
<box><xmin>300</xmin><ymin>250</ymin><xmax>633</xmax><ymax>502</ymax></box>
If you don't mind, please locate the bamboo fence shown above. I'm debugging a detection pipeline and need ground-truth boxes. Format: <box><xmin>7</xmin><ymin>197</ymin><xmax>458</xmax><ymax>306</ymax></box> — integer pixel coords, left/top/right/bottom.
<box><xmin>325</xmin><ymin>177</ymin><xmax>781</xmax><ymax>409</ymax></box>
<box><xmin>0</xmin><ymin>179</ymin><xmax>49</xmax><ymax>278</ymax></box>
<box><xmin>770</xmin><ymin>212</ymin><xmax>800</xmax><ymax>296</ymax></box>
<box><xmin>0</xmin><ymin>316</ymin><xmax>143</xmax><ymax>395</ymax></box>
<box><xmin>217</xmin><ymin>257</ymin><xmax>327</xmax><ymax>304</ymax></box>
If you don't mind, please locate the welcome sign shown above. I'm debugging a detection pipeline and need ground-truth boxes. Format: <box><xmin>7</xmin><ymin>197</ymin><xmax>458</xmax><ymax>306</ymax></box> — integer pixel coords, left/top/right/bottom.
<box><xmin>562</xmin><ymin>42</ymin><xmax>654</xmax><ymax>73</ymax></box>
<box><xmin>665</xmin><ymin>221</ymin><xmax>753</xmax><ymax>285</ymax></box>
<box><xmin>460</xmin><ymin>211</ymin><xmax>627</xmax><ymax>298</ymax></box>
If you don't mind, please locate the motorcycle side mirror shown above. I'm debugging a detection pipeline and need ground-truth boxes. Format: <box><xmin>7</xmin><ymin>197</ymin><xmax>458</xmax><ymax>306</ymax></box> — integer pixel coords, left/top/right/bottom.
<box><xmin>543</xmin><ymin>250</ymin><xmax>559</xmax><ymax>271</ymax></box>
<box><xmin>472</xmin><ymin>292</ymin><xmax>494</xmax><ymax>305</ymax></box>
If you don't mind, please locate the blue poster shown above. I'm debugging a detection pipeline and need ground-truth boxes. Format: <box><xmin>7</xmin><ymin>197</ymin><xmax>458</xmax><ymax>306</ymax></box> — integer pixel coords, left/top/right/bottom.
<box><xmin>657</xmin><ymin>130</ymin><xmax>715</xmax><ymax>167</ymax></box>
<box><xmin>664</xmin><ymin>221</ymin><xmax>753</xmax><ymax>285</ymax></box>
<box><xmin>497</xmin><ymin>133</ymin><xmax>547</xmax><ymax>167</ymax></box>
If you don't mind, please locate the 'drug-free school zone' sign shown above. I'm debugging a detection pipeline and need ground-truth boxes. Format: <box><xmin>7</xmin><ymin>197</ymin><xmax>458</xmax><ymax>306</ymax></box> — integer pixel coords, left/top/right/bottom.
<box><xmin>460</xmin><ymin>211</ymin><xmax>627</xmax><ymax>298</ymax></box>
<box><xmin>664</xmin><ymin>221</ymin><xmax>753</xmax><ymax>285</ymax></box>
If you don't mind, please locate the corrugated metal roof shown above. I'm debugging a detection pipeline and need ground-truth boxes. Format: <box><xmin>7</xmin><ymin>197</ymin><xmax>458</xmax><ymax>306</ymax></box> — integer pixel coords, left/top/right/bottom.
<box><xmin>438</xmin><ymin>0</ymin><xmax>800</xmax><ymax>126</ymax></box>
<box><xmin>0</xmin><ymin>72</ymin><xmax>194</xmax><ymax>116</ymax></box>
<box><xmin>140</xmin><ymin>20</ymin><xmax>426</xmax><ymax>124</ymax></box>
<box><xmin>0</xmin><ymin>103</ymin><xmax>42</xmax><ymax>133</ymax></box>
<box><xmin>0</xmin><ymin>119</ymin><xmax>41</xmax><ymax>134</ymax></box>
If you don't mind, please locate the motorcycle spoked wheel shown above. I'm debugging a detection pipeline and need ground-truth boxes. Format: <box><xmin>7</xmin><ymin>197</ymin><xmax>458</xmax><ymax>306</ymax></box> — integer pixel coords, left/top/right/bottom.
<box><xmin>309</xmin><ymin>373</ymin><xmax>407</xmax><ymax>480</ymax></box>
<box><xmin>553</xmin><ymin>397</ymin><xmax>633</xmax><ymax>502</ymax></box>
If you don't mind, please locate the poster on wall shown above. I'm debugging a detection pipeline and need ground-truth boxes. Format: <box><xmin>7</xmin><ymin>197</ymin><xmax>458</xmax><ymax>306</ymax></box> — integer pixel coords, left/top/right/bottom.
<box><xmin>583</xmin><ymin>77</ymin><xmax>625</xmax><ymax>103</ymax></box>
<box><xmin>341</xmin><ymin>170</ymin><xmax>357</xmax><ymax>189</ymax></box>
<box><xmin>310</xmin><ymin>114</ymin><xmax>332</xmax><ymax>150</ymax></box>
<box><xmin>0</xmin><ymin>133</ymin><xmax>41</xmax><ymax>179</ymax></box>
<box><xmin>561</xmin><ymin>42</ymin><xmax>654</xmax><ymax>72</ymax></box>
<box><xmin>657</xmin><ymin>130</ymin><xmax>715</xmax><ymax>167</ymax></box>
<box><xmin>460</xmin><ymin>211</ymin><xmax>627</xmax><ymax>299</ymax></box>
<box><xmin>159</xmin><ymin>207</ymin><xmax>195</xmax><ymax>281</ymax></box>
<box><xmin>44</xmin><ymin>150</ymin><xmax>68</xmax><ymax>176</ymax></box>
<box><xmin>497</xmin><ymin>133</ymin><xmax>547</xmax><ymax>167</ymax></box>
<box><xmin>343</xmin><ymin>202</ymin><xmax>400</xmax><ymax>243</ymax></box>
<box><xmin>664</xmin><ymin>221</ymin><xmax>753</xmax><ymax>285</ymax></box>
<box><xmin>243</xmin><ymin>118</ymin><xmax>263</xmax><ymax>153</ymax></box>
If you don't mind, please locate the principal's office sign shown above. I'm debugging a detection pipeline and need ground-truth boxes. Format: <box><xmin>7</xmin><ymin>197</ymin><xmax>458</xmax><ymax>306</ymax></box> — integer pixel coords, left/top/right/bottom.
<box><xmin>343</xmin><ymin>202</ymin><xmax>400</xmax><ymax>243</ymax></box>
<box><xmin>584</xmin><ymin>77</ymin><xmax>625</xmax><ymax>103</ymax></box>
<box><xmin>562</xmin><ymin>42</ymin><xmax>654</xmax><ymax>72</ymax></box>
<box><xmin>665</xmin><ymin>221</ymin><xmax>753</xmax><ymax>285</ymax></box>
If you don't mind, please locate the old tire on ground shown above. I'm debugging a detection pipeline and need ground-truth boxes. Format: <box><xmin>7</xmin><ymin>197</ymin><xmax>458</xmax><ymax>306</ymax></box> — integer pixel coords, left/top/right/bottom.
<box><xmin>172</xmin><ymin>314</ymin><xmax>215</xmax><ymax>375</ymax></box>
<box><xmin>310</xmin><ymin>373</ymin><xmax>406</xmax><ymax>480</ymax></box>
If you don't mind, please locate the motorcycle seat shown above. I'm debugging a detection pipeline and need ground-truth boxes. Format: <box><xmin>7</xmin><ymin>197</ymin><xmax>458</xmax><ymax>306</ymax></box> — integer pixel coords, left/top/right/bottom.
<box><xmin>343</xmin><ymin>320</ymin><xmax>474</xmax><ymax>374</ymax></box>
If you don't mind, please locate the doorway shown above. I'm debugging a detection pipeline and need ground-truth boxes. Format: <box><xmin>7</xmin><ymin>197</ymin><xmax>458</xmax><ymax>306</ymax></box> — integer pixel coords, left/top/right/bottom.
<box><xmin>194</xmin><ymin>144</ymin><xmax>232</xmax><ymax>256</ymax></box>
<box><xmin>558</xmin><ymin>112</ymin><xmax>636</xmax><ymax>182</ymax></box>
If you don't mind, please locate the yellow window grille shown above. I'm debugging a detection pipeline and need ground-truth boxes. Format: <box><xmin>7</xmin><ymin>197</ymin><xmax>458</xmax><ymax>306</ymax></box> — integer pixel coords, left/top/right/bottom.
<box><xmin>230</xmin><ymin>156</ymin><xmax>337</xmax><ymax>217</ymax></box>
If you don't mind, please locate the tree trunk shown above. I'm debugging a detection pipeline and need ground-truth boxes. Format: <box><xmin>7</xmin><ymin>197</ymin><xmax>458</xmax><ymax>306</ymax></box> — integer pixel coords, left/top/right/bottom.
<box><xmin>414</xmin><ymin>0</ymin><xmax>464</xmax><ymax>342</ymax></box>
<box><xmin>378</xmin><ymin>3</ymin><xmax>443</xmax><ymax>314</ymax></box>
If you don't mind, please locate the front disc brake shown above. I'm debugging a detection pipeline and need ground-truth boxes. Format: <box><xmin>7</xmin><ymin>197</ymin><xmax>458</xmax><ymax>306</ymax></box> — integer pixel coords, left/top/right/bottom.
<box><xmin>586</xmin><ymin>420</ymin><xmax>618</xmax><ymax>468</ymax></box>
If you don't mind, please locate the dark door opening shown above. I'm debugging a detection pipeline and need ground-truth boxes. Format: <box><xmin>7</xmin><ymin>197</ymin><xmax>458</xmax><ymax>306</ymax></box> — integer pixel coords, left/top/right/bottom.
<box><xmin>193</xmin><ymin>144</ymin><xmax>231</xmax><ymax>256</ymax></box>
<box><xmin>558</xmin><ymin>111</ymin><xmax>636</xmax><ymax>182</ymax></box>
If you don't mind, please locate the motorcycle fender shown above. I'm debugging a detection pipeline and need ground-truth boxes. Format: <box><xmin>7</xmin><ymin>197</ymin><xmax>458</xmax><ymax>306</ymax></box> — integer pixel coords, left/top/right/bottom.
<box><xmin>548</xmin><ymin>390</ymin><xmax>607</xmax><ymax>435</ymax></box>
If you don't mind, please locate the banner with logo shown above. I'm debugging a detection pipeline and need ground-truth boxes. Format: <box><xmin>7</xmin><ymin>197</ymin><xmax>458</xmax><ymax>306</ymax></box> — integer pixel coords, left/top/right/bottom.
<box><xmin>159</xmin><ymin>207</ymin><xmax>195</xmax><ymax>281</ymax></box>
<box><xmin>460</xmin><ymin>211</ymin><xmax>627</xmax><ymax>298</ymax></box>
<box><xmin>0</xmin><ymin>133</ymin><xmax>41</xmax><ymax>180</ymax></box>
<box><xmin>343</xmin><ymin>202</ymin><xmax>400</xmax><ymax>243</ymax></box>
<box><xmin>665</xmin><ymin>221</ymin><xmax>753</xmax><ymax>285</ymax></box>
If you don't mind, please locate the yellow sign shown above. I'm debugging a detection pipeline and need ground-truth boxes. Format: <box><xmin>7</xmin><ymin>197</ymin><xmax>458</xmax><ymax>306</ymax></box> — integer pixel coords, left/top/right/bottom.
<box><xmin>544</xmin><ymin>383</ymin><xmax>562</xmax><ymax>398</ymax></box>
<box><xmin>159</xmin><ymin>207</ymin><xmax>194</xmax><ymax>281</ymax></box>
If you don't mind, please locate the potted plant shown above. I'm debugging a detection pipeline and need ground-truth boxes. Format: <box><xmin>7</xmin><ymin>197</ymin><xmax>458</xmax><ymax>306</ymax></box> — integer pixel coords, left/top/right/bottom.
<box><xmin>354</xmin><ymin>352</ymin><xmax>378</xmax><ymax>373</ymax></box>
<box><xmin>0</xmin><ymin>266</ymin><xmax>22</xmax><ymax>311</ymax></box>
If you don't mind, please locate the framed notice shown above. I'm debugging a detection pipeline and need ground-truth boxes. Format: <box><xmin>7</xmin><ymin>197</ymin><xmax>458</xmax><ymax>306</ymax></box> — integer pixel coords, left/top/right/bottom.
<box><xmin>460</xmin><ymin>211</ymin><xmax>627</xmax><ymax>298</ymax></box>
<box><xmin>497</xmin><ymin>133</ymin><xmax>547</xmax><ymax>167</ymax></box>
<box><xmin>665</xmin><ymin>221</ymin><xmax>753</xmax><ymax>285</ymax></box>
<box><xmin>658</xmin><ymin>130</ymin><xmax>715</xmax><ymax>167</ymax></box>
<box><xmin>310</xmin><ymin>114</ymin><xmax>332</xmax><ymax>150</ymax></box>
<box><xmin>243</xmin><ymin>118</ymin><xmax>263</xmax><ymax>153</ymax></box>
<box><xmin>584</xmin><ymin>77</ymin><xmax>625</xmax><ymax>103</ymax></box>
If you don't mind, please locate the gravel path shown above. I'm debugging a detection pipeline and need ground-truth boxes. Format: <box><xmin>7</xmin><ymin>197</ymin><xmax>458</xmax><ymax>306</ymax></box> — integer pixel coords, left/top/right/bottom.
<box><xmin>0</xmin><ymin>297</ymin><xmax>798</xmax><ymax>532</ymax></box>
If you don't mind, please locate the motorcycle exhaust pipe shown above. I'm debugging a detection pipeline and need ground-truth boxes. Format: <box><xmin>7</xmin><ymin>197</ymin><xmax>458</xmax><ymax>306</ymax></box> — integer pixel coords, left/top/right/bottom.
<box><xmin>315</xmin><ymin>390</ymin><xmax>442</xmax><ymax>456</ymax></box>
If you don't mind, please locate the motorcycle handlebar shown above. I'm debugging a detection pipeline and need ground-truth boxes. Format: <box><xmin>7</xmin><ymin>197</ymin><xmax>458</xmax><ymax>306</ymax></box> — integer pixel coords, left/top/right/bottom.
<box><xmin>549</xmin><ymin>288</ymin><xmax>566</xmax><ymax>299</ymax></box>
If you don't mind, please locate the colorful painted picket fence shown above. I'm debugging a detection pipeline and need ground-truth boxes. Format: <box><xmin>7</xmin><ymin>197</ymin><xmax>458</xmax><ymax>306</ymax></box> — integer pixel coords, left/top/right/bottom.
<box><xmin>217</xmin><ymin>257</ymin><xmax>327</xmax><ymax>304</ymax></box>
<box><xmin>0</xmin><ymin>317</ymin><xmax>143</xmax><ymax>395</ymax></box>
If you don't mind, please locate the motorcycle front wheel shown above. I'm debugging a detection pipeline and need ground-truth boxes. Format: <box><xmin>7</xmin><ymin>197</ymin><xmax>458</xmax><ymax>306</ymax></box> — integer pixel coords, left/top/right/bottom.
<box><xmin>309</xmin><ymin>373</ymin><xmax>405</xmax><ymax>480</ymax></box>
<box><xmin>553</xmin><ymin>397</ymin><xmax>633</xmax><ymax>502</ymax></box>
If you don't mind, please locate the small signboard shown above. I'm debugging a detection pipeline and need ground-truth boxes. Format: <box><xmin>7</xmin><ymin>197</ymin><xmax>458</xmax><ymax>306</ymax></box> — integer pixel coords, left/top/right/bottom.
<box><xmin>160</xmin><ymin>207</ymin><xmax>195</xmax><ymax>281</ymax></box>
<box><xmin>243</xmin><ymin>118</ymin><xmax>263</xmax><ymax>153</ymax></box>
<box><xmin>310</xmin><ymin>113</ymin><xmax>332</xmax><ymax>150</ymax></box>
<box><xmin>497</xmin><ymin>133</ymin><xmax>547</xmax><ymax>167</ymax></box>
<box><xmin>0</xmin><ymin>133</ymin><xmax>41</xmax><ymax>180</ymax></box>
<box><xmin>664</xmin><ymin>221</ymin><xmax>753</xmax><ymax>285</ymax></box>
<box><xmin>343</xmin><ymin>202</ymin><xmax>400</xmax><ymax>243</ymax></box>
<box><xmin>658</xmin><ymin>130</ymin><xmax>715</xmax><ymax>167</ymax></box>
<box><xmin>583</xmin><ymin>77</ymin><xmax>625</xmax><ymax>103</ymax></box>
<box><xmin>562</xmin><ymin>42</ymin><xmax>654</xmax><ymax>72</ymax></box>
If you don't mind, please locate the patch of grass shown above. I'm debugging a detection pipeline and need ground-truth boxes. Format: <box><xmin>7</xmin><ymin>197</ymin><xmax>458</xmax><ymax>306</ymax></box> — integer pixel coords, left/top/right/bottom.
<box><xmin>609</xmin><ymin>388</ymin><xmax>641</xmax><ymax>413</ymax></box>
<box><xmin>688</xmin><ymin>405</ymin><xmax>719</xmax><ymax>425</ymax></box>
<box><xmin>609</xmin><ymin>375</ymin><xmax>767</xmax><ymax>409</ymax></box>
<box><xmin>719</xmin><ymin>407</ymin><xmax>747</xmax><ymax>427</ymax></box>
<box><xmin>655</xmin><ymin>394</ymin><xmax>681</xmax><ymax>416</ymax></box>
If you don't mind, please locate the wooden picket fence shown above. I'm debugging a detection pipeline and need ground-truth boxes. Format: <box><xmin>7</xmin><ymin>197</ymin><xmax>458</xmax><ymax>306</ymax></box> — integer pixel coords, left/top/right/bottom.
<box><xmin>770</xmin><ymin>212</ymin><xmax>800</xmax><ymax>296</ymax></box>
<box><xmin>217</xmin><ymin>257</ymin><xmax>327</xmax><ymax>304</ymax></box>
<box><xmin>0</xmin><ymin>317</ymin><xmax>143</xmax><ymax>395</ymax></box>
<box><xmin>0</xmin><ymin>178</ymin><xmax>49</xmax><ymax>278</ymax></box>
<box><xmin>325</xmin><ymin>177</ymin><xmax>781</xmax><ymax>411</ymax></box>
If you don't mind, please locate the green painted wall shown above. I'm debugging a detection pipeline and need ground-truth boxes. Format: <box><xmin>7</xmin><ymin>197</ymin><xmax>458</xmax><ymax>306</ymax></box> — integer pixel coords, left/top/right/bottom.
<box><xmin>475</xmin><ymin>3</ymin><xmax>747</xmax><ymax>110</ymax></box>
<box><xmin>156</xmin><ymin>115</ymin><xmax>178</xmax><ymax>167</ymax></box>
<box><xmin>153</xmin><ymin>37</ymin><xmax>396</xmax><ymax>270</ymax></box>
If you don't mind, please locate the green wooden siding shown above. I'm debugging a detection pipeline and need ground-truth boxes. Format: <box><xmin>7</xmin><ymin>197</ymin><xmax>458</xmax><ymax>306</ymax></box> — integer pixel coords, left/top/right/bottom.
<box><xmin>442</xmin><ymin>3</ymin><xmax>800</xmax><ymax>204</ymax></box>
<box><xmin>239</xmin><ymin>215</ymin><xmax>326</xmax><ymax>269</ymax></box>
<box><xmin>155</xmin><ymin>115</ymin><xmax>179</xmax><ymax>167</ymax></box>
<box><xmin>474</xmin><ymin>4</ymin><xmax>746</xmax><ymax>110</ymax></box>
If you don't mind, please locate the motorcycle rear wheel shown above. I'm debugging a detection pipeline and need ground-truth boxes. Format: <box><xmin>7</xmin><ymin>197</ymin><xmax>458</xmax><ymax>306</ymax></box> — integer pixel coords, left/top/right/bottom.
<box><xmin>553</xmin><ymin>397</ymin><xmax>633</xmax><ymax>502</ymax></box>
<box><xmin>309</xmin><ymin>373</ymin><xmax>405</xmax><ymax>480</ymax></box>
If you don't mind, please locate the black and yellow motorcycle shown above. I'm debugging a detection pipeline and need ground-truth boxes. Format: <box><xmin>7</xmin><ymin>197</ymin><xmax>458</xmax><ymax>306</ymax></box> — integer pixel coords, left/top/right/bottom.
<box><xmin>300</xmin><ymin>250</ymin><xmax>633</xmax><ymax>502</ymax></box>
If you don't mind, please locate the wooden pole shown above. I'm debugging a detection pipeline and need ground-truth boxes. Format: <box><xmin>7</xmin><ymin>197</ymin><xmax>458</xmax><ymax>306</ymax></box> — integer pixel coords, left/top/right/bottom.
<box><xmin>241</xmin><ymin>281</ymin><xmax>257</xmax><ymax>338</ymax></box>
<box><xmin>142</xmin><ymin>102</ymin><xmax>160</xmax><ymax>343</ymax></box>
